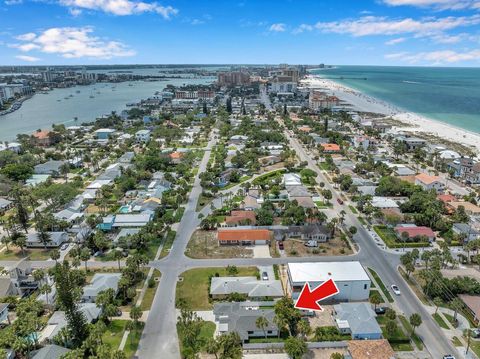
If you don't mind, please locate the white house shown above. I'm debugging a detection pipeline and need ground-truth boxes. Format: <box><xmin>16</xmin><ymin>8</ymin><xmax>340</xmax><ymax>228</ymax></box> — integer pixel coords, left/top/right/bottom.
<box><xmin>283</xmin><ymin>173</ymin><xmax>302</xmax><ymax>186</ymax></box>
<box><xmin>287</xmin><ymin>262</ymin><xmax>371</xmax><ymax>302</ymax></box>
<box><xmin>415</xmin><ymin>173</ymin><xmax>445</xmax><ymax>193</ymax></box>
<box><xmin>82</xmin><ymin>273</ymin><xmax>121</xmax><ymax>303</ymax></box>
<box><xmin>135</xmin><ymin>129</ymin><xmax>151</xmax><ymax>142</ymax></box>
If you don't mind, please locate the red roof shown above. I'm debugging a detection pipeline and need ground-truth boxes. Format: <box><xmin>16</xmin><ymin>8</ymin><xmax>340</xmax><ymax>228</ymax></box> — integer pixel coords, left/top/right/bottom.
<box><xmin>218</xmin><ymin>229</ymin><xmax>271</xmax><ymax>242</ymax></box>
<box><xmin>394</xmin><ymin>226</ymin><xmax>435</xmax><ymax>238</ymax></box>
<box><xmin>169</xmin><ymin>151</ymin><xmax>183</xmax><ymax>160</ymax></box>
<box><xmin>322</xmin><ymin>143</ymin><xmax>341</xmax><ymax>152</ymax></box>
<box><xmin>437</xmin><ymin>194</ymin><xmax>456</xmax><ymax>203</ymax></box>
<box><xmin>225</xmin><ymin>211</ymin><xmax>256</xmax><ymax>225</ymax></box>
<box><xmin>415</xmin><ymin>173</ymin><xmax>441</xmax><ymax>185</ymax></box>
<box><xmin>32</xmin><ymin>130</ymin><xmax>51</xmax><ymax>139</ymax></box>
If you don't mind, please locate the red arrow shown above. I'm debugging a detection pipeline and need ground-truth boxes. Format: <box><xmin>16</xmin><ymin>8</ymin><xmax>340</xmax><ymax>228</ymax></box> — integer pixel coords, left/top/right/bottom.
<box><xmin>294</xmin><ymin>278</ymin><xmax>339</xmax><ymax>311</ymax></box>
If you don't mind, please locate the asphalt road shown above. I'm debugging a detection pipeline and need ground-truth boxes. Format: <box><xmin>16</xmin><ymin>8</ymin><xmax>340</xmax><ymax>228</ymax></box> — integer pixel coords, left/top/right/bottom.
<box><xmin>0</xmin><ymin>116</ymin><xmax>460</xmax><ymax>358</ymax></box>
<box><xmin>279</xmin><ymin>117</ymin><xmax>459</xmax><ymax>359</ymax></box>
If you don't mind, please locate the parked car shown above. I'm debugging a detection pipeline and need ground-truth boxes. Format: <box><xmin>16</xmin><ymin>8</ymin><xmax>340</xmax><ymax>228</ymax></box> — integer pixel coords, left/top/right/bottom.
<box><xmin>443</xmin><ymin>355</ymin><xmax>456</xmax><ymax>359</ymax></box>
<box><xmin>60</xmin><ymin>243</ymin><xmax>69</xmax><ymax>251</ymax></box>
<box><xmin>262</xmin><ymin>272</ymin><xmax>269</xmax><ymax>281</ymax></box>
<box><xmin>300</xmin><ymin>309</ymin><xmax>315</xmax><ymax>317</ymax></box>
<box><xmin>472</xmin><ymin>328</ymin><xmax>480</xmax><ymax>338</ymax></box>
<box><xmin>304</xmin><ymin>240</ymin><xmax>318</xmax><ymax>247</ymax></box>
<box><xmin>391</xmin><ymin>284</ymin><xmax>401</xmax><ymax>295</ymax></box>
<box><xmin>375</xmin><ymin>307</ymin><xmax>387</xmax><ymax>315</ymax></box>
<box><xmin>337</xmin><ymin>198</ymin><xmax>344</xmax><ymax>205</ymax></box>
<box><xmin>278</xmin><ymin>242</ymin><xmax>284</xmax><ymax>250</ymax></box>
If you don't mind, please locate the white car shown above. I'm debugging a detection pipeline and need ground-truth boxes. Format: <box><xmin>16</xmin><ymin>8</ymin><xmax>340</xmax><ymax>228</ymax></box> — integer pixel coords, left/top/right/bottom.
<box><xmin>391</xmin><ymin>284</ymin><xmax>401</xmax><ymax>295</ymax></box>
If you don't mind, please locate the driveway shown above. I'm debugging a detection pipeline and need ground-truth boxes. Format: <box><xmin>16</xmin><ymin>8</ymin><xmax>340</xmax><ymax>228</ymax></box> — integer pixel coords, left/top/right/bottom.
<box><xmin>253</xmin><ymin>244</ymin><xmax>271</xmax><ymax>259</ymax></box>
<box><xmin>257</xmin><ymin>265</ymin><xmax>274</xmax><ymax>281</ymax></box>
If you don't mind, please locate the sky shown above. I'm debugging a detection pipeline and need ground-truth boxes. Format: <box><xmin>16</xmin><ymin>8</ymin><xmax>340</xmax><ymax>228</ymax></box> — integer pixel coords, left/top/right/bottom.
<box><xmin>1</xmin><ymin>0</ymin><xmax>480</xmax><ymax>66</ymax></box>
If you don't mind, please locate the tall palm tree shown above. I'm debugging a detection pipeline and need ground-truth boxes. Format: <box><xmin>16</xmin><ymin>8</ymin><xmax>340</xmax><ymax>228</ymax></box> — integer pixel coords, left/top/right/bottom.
<box><xmin>256</xmin><ymin>316</ymin><xmax>269</xmax><ymax>339</ymax></box>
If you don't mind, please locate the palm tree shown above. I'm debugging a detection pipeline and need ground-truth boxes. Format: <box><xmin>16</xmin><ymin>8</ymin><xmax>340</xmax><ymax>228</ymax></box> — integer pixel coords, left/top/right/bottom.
<box><xmin>130</xmin><ymin>306</ymin><xmax>143</xmax><ymax>331</ymax></box>
<box><xmin>50</xmin><ymin>249</ymin><xmax>60</xmax><ymax>263</ymax></box>
<box><xmin>370</xmin><ymin>291</ymin><xmax>382</xmax><ymax>311</ymax></box>
<box><xmin>113</xmin><ymin>250</ymin><xmax>124</xmax><ymax>271</ymax></box>
<box><xmin>40</xmin><ymin>283</ymin><xmax>52</xmax><ymax>305</ymax></box>
<box><xmin>255</xmin><ymin>316</ymin><xmax>269</xmax><ymax>339</ymax></box>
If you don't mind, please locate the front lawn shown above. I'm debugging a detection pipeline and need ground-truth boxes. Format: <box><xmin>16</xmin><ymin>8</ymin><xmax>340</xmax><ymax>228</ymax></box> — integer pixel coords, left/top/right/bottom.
<box><xmin>185</xmin><ymin>230</ymin><xmax>252</xmax><ymax>259</ymax></box>
<box><xmin>373</xmin><ymin>225</ymin><xmax>430</xmax><ymax>249</ymax></box>
<box><xmin>368</xmin><ymin>268</ymin><xmax>394</xmax><ymax>303</ymax></box>
<box><xmin>140</xmin><ymin>270</ymin><xmax>161</xmax><ymax>311</ymax></box>
<box><xmin>160</xmin><ymin>230</ymin><xmax>177</xmax><ymax>258</ymax></box>
<box><xmin>432</xmin><ymin>312</ymin><xmax>449</xmax><ymax>329</ymax></box>
<box><xmin>282</xmin><ymin>236</ymin><xmax>352</xmax><ymax>257</ymax></box>
<box><xmin>0</xmin><ymin>247</ymin><xmax>55</xmax><ymax>261</ymax></box>
<box><xmin>399</xmin><ymin>315</ymin><xmax>423</xmax><ymax>350</ymax></box>
<box><xmin>176</xmin><ymin>267</ymin><xmax>259</xmax><ymax>310</ymax></box>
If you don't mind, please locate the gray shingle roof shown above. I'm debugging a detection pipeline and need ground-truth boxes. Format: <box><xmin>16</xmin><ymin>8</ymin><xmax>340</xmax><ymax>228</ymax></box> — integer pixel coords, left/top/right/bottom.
<box><xmin>334</xmin><ymin>302</ymin><xmax>381</xmax><ymax>336</ymax></box>
<box><xmin>32</xmin><ymin>345</ymin><xmax>70</xmax><ymax>359</ymax></box>
<box><xmin>82</xmin><ymin>273</ymin><xmax>121</xmax><ymax>298</ymax></box>
<box><xmin>210</xmin><ymin>276</ymin><xmax>283</xmax><ymax>298</ymax></box>
<box><xmin>213</xmin><ymin>302</ymin><xmax>277</xmax><ymax>341</ymax></box>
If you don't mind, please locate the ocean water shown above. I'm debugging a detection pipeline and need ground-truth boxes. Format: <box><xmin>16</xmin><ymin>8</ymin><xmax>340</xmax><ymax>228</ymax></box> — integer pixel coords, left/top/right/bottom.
<box><xmin>311</xmin><ymin>66</ymin><xmax>480</xmax><ymax>134</ymax></box>
<box><xmin>0</xmin><ymin>76</ymin><xmax>215</xmax><ymax>141</ymax></box>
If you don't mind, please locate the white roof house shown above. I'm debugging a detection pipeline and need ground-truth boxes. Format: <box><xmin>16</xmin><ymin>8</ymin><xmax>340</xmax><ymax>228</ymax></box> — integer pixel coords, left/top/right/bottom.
<box><xmin>113</xmin><ymin>213</ymin><xmax>153</xmax><ymax>228</ymax></box>
<box><xmin>210</xmin><ymin>277</ymin><xmax>284</xmax><ymax>299</ymax></box>
<box><xmin>287</xmin><ymin>261</ymin><xmax>370</xmax><ymax>302</ymax></box>
<box><xmin>283</xmin><ymin>173</ymin><xmax>302</xmax><ymax>186</ymax></box>
<box><xmin>26</xmin><ymin>232</ymin><xmax>68</xmax><ymax>248</ymax></box>
<box><xmin>371</xmin><ymin>197</ymin><xmax>399</xmax><ymax>209</ymax></box>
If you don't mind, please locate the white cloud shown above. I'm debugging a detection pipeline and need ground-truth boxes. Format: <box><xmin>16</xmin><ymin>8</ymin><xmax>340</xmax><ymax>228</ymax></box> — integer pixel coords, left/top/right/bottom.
<box><xmin>16</xmin><ymin>55</ymin><xmax>40</xmax><ymax>62</ymax></box>
<box><xmin>292</xmin><ymin>24</ymin><xmax>314</xmax><ymax>34</ymax></box>
<box><xmin>58</xmin><ymin>0</ymin><xmax>178</xmax><ymax>18</ymax></box>
<box><xmin>385</xmin><ymin>37</ymin><xmax>406</xmax><ymax>45</ymax></box>
<box><xmin>313</xmin><ymin>15</ymin><xmax>480</xmax><ymax>37</ymax></box>
<box><xmin>12</xmin><ymin>27</ymin><xmax>136</xmax><ymax>59</ymax></box>
<box><xmin>269</xmin><ymin>23</ymin><xmax>286</xmax><ymax>32</ymax></box>
<box><xmin>385</xmin><ymin>49</ymin><xmax>480</xmax><ymax>63</ymax></box>
<box><xmin>382</xmin><ymin>0</ymin><xmax>480</xmax><ymax>10</ymax></box>
<box><xmin>15</xmin><ymin>32</ymin><xmax>36</xmax><ymax>41</ymax></box>
<box><xmin>4</xmin><ymin>0</ymin><xmax>23</xmax><ymax>4</ymax></box>
<box><xmin>69</xmin><ymin>8</ymin><xmax>82</xmax><ymax>16</ymax></box>
<box><xmin>190</xmin><ymin>19</ymin><xmax>204</xmax><ymax>25</ymax></box>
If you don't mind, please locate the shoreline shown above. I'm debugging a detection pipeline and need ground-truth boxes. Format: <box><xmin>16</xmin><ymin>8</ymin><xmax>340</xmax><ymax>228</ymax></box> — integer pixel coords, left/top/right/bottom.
<box><xmin>301</xmin><ymin>75</ymin><xmax>480</xmax><ymax>155</ymax></box>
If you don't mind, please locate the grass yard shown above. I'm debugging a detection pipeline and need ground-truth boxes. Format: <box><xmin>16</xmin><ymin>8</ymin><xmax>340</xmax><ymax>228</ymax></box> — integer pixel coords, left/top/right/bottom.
<box><xmin>174</xmin><ymin>207</ymin><xmax>186</xmax><ymax>223</ymax></box>
<box><xmin>124</xmin><ymin>329</ymin><xmax>143</xmax><ymax>358</ymax></box>
<box><xmin>348</xmin><ymin>205</ymin><xmax>358</xmax><ymax>214</ymax></box>
<box><xmin>222</xmin><ymin>175</ymin><xmax>252</xmax><ymax>190</ymax></box>
<box><xmin>373</xmin><ymin>225</ymin><xmax>430</xmax><ymax>249</ymax></box>
<box><xmin>398</xmin><ymin>267</ymin><xmax>429</xmax><ymax>305</ymax></box>
<box><xmin>368</xmin><ymin>268</ymin><xmax>394</xmax><ymax>303</ymax></box>
<box><xmin>282</xmin><ymin>236</ymin><xmax>352</xmax><ymax>257</ymax></box>
<box><xmin>378</xmin><ymin>317</ymin><xmax>414</xmax><ymax>352</ymax></box>
<box><xmin>196</xmin><ymin>193</ymin><xmax>214</xmax><ymax>211</ymax></box>
<box><xmin>357</xmin><ymin>216</ymin><xmax>366</xmax><ymax>225</ymax></box>
<box><xmin>185</xmin><ymin>230</ymin><xmax>253</xmax><ymax>259</ymax></box>
<box><xmin>315</xmin><ymin>201</ymin><xmax>333</xmax><ymax>209</ymax></box>
<box><xmin>0</xmin><ymin>247</ymin><xmax>55</xmax><ymax>261</ymax></box>
<box><xmin>399</xmin><ymin>315</ymin><xmax>423</xmax><ymax>350</ymax></box>
<box><xmin>452</xmin><ymin>336</ymin><xmax>462</xmax><ymax>347</ymax></box>
<box><xmin>160</xmin><ymin>230</ymin><xmax>177</xmax><ymax>258</ymax></box>
<box><xmin>176</xmin><ymin>266</ymin><xmax>259</xmax><ymax>310</ymax></box>
<box><xmin>432</xmin><ymin>313</ymin><xmax>449</xmax><ymax>329</ymax></box>
<box><xmin>102</xmin><ymin>319</ymin><xmax>141</xmax><ymax>357</ymax></box>
<box><xmin>140</xmin><ymin>269</ymin><xmax>161</xmax><ymax>311</ymax></box>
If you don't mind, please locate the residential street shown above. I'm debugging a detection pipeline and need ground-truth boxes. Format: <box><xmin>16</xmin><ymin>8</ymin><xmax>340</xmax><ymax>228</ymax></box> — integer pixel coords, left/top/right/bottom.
<box><xmin>0</xmin><ymin>121</ymin><xmax>461</xmax><ymax>359</ymax></box>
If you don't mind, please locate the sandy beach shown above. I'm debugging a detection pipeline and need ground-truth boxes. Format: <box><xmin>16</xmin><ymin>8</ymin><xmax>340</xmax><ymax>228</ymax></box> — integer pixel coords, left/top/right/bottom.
<box><xmin>301</xmin><ymin>75</ymin><xmax>480</xmax><ymax>155</ymax></box>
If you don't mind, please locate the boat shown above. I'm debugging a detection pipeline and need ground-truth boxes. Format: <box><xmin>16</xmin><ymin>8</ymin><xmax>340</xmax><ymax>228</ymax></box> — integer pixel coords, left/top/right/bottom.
<box><xmin>89</xmin><ymin>95</ymin><xmax>94</xmax><ymax>99</ymax></box>
<box><xmin>76</xmin><ymin>90</ymin><xmax>81</xmax><ymax>93</ymax></box>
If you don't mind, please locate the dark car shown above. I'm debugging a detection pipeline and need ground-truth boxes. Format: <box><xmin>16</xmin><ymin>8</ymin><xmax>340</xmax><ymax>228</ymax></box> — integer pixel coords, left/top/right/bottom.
<box><xmin>337</xmin><ymin>198</ymin><xmax>344</xmax><ymax>205</ymax></box>
<box><xmin>278</xmin><ymin>242</ymin><xmax>284</xmax><ymax>250</ymax></box>
<box><xmin>375</xmin><ymin>307</ymin><xmax>387</xmax><ymax>315</ymax></box>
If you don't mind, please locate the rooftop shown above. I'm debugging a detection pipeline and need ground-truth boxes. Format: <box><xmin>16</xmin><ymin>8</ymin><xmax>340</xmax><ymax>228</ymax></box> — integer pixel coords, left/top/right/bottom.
<box><xmin>288</xmin><ymin>262</ymin><xmax>370</xmax><ymax>283</ymax></box>
<box><xmin>415</xmin><ymin>173</ymin><xmax>441</xmax><ymax>185</ymax></box>
<box><xmin>217</xmin><ymin>229</ymin><xmax>272</xmax><ymax>242</ymax></box>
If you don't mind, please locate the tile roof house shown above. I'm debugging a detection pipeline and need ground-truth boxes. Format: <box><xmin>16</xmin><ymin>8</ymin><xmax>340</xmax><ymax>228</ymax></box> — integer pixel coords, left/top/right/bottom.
<box><xmin>334</xmin><ymin>302</ymin><xmax>382</xmax><ymax>340</ymax></box>
<box><xmin>82</xmin><ymin>273</ymin><xmax>121</xmax><ymax>303</ymax></box>
<box><xmin>321</xmin><ymin>143</ymin><xmax>341</xmax><ymax>153</ymax></box>
<box><xmin>347</xmin><ymin>339</ymin><xmax>395</xmax><ymax>359</ymax></box>
<box><xmin>448</xmin><ymin>201</ymin><xmax>480</xmax><ymax>216</ymax></box>
<box><xmin>415</xmin><ymin>173</ymin><xmax>445</xmax><ymax>193</ymax></box>
<box><xmin>459</xmin><ymin>294</ymin><xmax>480</xmax><ymax>324</ymax></box>
<box><xmin>213</xmin><ymin>302</ymin><xmax>278</xmax><ymax>342</ymax></box>
<box><xmin>169</xmin><ymin>151</ymin><xmax>183</xmax><ymax>164</ymax></box>
<box><xmin>394</xmin><ymin>225</ymin><xmax>435</xmax><ymax>242</ymax></box>
<box><xmin>210</xmin><ymin>276</ymin><xmax>283</xmax><ymax>299</ymax></box>
<box><xmin>217</xmin><ymin>229</ymin><xmax>272</xmax><ymax>245</ymax></box>
<box><xmin>32</xmin><ymin>130</ymin><xmax>55</xmax><ymax>146</ymax></box>
<box><xmin>225</xmin><ymin>210</ymin><xmax>257</xmax><ymax>226</ymax></box>
<box><xmin>371</xmin><ymin>197</ymin><xmax>399</xmax><ymax>209</ymax></box>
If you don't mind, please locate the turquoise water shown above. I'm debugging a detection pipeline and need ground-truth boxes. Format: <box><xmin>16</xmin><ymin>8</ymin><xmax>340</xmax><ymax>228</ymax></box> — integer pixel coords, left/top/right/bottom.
<box><xmin>0</xmin><ymin>75</ymin><xmax>215</xmax><ymax>141</ymax></box>
<box><xmin>311</xmin><ymin>66</ymin><xmax>480</xmax><ymax>134</ymax></box>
